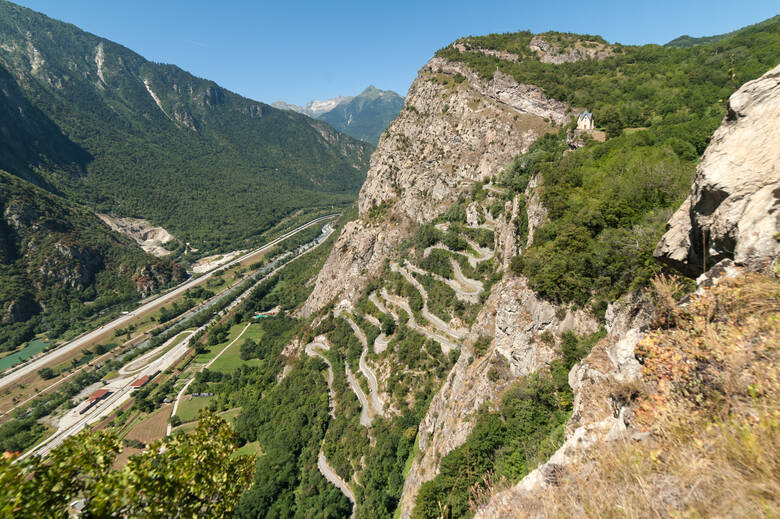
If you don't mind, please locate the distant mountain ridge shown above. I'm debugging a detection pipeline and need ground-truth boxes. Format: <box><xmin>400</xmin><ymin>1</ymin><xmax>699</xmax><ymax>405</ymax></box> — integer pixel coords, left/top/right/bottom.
<box><xmin>0</xmin><ymin>0</ymin><xmax>372</xmax><ymax>251</ymax></box>
<box><xmin>666</xmin><ymin>13</ymin><xmax>780</xmax><ymax>47</ymax></box>
<box><xmin>0</xmin><ymin>0</ymin><xmax>371</xmax><ymax>352</ymax></box>
<box><xmin>273</xmin><ymin>86</ymin><xmax>404</xmax><ymax>144</ymax></box>
<box><xmin>272</xmin><ymin>96</ymin><xmax>352</xmax><ymax>117</ymax></box>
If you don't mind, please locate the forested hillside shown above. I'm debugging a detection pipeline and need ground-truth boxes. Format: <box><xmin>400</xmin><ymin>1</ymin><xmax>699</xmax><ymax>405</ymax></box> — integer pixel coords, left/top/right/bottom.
<box><xmin>0</xmin><ymin>5</ymin><xmax>778</xmax><ymax>519</ymax></box>
<box><xmin>0</xmin><ymin>0</ymin><xmax>372</xmax><ymax>251</ymax></box>
<box><xmin>0</xmin><ymin>169</ymin><xmax>186</xmax><ymax>353</ymax></box>
<box><xmin>229</xmin><ymin>15</ymin><xmax>779</xmax><ymax>519</ymax></box>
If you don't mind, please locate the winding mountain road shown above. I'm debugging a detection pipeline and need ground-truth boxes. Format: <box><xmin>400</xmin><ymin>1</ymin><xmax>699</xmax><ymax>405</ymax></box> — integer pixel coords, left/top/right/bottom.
<box><xmin>404</xmin><ymin>259</ymin><xmax>482</xmax><ymax>303</ymax></box>
<box><xmin>305</xmin><ymin>338</ymin><xmax>356</xmax><ymax>516</ymax></box>
<box><xmin>304</xmin><ymin>338</ymin><xmax>335</xmax><ymax>417</ymax></box>
<box><xmin>380</xmin><ymin>288</ymin><xmax>459</xmax><ymax>354</ymax></box>
<box><xmin>450</xmin><ymin>258</ymin><xmax>483</xmax><ymax>294</ymax></box>
<box><xmin>343</xmin><ymin>316</ymin><xmax>384</xmax><ymax>417</ymax></box>
<box><xmin>345</xmin><ymin>361</ymin><xmax>374</xmax><ymax>427</ymax></box>
<box><xmin>391</xmin><ymin>263</ymin><xmax>468</xmax><ymax>340</ymax></box>
<box><xmin>362</xmin><ymin>314</ymin><xmax>390</xmax><ymax>354</ymax></box>
<box><xmin>369</xmin><ymin>293</ymin><xmax>398</xmax><ymax>322</ymax></box>
<box><xmin>318</xmin><ymin>448</ymin><xmax>356</xmax><ymax>517</ymax></box>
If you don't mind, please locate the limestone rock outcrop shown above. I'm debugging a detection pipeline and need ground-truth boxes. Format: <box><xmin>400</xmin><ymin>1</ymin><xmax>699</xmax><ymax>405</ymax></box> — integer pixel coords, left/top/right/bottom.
<box><xmin>397</xmin><ymin>276</ymin><xmax>599</xmax><ymax>518</ymax></box>
<box><xmin>529</xmin><ymin>35</ymin><xmax>613</xmax><ymax>64</ymax></box>
<box><xmin>473</xmin><ymin>290</ymin><xmax>654</xmax><ymax>518</ymax></box>
<box><xmin>301</xmin><ymin>57</ymin><xmax>567</xmax><ymax>316</ymax></box>
<box><xmin>655</xmin><ymin>64</ymin><xmax>780</xmax><ymax>276</ymax></box>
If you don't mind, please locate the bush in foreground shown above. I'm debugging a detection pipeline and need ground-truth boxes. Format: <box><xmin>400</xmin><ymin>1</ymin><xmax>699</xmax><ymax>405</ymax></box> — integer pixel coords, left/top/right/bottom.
<box><xmin>1</xmin><ymin>411</ymin><xmax>254</xmax><ymax>518</ymax></box>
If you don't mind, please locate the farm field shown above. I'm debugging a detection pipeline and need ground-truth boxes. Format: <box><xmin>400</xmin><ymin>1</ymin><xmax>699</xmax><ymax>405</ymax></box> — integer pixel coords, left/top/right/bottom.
<box><xmin>173</xmin><ymin>407</ymin><xmax>242</xmax><ymax>434</ymax></box>
<box><xmin>193</xmin><ymin>323</ymin><xmax>249</xmax><ymax>364</ymax></box>
<box><xmin>233</xmin><ymin>441</ymin><xmax>262</xmax><ymax>458</ymax></box>
<box><xmin>174</xmin><ymin>396</ymin><xmax>213</xmax><ymax>423</ymax></box>
<box><xmin>208</xmin><ymin>324</ymin><xmax>264</xmax><ymax>373</ymax></box>
<box><xmin>125</xmin><ymin>404</ymin><xmax>173</xmax><ymax>445</ymax></box>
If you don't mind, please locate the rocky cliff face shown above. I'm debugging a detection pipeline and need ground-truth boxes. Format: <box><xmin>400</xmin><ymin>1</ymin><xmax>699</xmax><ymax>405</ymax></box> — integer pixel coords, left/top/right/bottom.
<box><xmin>655</xmin><ymin>64</ymin><xmax>780</xmax><ymax>277</ymax></box>
<box><xmin>397</xmin><ymin>275</ymin><xmax>599</xmax><ymax>518</ymax></box>
<box><xmin>474</xmin><ymin>63</ymin><xmax>780</xmax><ymax>519</ymax></box>
<box><xmin>528</xmin><ymin>35</ymin><xmax>613</xmax><ymax>64</ymax></box>
<box><xmin>300</xmin><ymin>57</ymin><xmax>566</xmax><ymax>316</ymax></box>
<box><xmin>473</xmin><ymin>289</ymin><xmax>654</xmax><ymax>517</ymax></box>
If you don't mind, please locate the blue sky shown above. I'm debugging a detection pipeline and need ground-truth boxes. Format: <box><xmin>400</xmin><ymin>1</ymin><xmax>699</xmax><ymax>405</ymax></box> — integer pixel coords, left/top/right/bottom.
<box><xmin>11</xmin><ymin>0</ymin><xmax>779</xmax><ymax>105</ymax></box>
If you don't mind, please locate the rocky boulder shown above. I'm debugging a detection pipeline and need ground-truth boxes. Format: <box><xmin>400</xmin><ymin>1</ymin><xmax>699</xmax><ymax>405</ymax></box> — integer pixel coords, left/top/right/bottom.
<box><xmin>655</xmin><ymin>65</ymin><xmax>780</xmax><ymax>276</ymax></box>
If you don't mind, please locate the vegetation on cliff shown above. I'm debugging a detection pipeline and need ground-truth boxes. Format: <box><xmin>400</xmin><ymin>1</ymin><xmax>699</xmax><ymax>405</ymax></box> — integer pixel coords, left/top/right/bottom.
<box><xmin>487</xmin><ymin>273</ymin><xmax>780</xmax><ymax>518</ymax></box>
<box><xmin>470</xmin><ymin>16</ymin><xmax>780</xmax><ymax>312</ymax></box>
<box><xmin>439</xmin><ymin>16</ymin><xmax>779</xmax><ymax>139</ymax></box>
<box><xmin>412</xmin><ymin>330</ymin><xmax>603</xmax><ymax>519</ymax></box>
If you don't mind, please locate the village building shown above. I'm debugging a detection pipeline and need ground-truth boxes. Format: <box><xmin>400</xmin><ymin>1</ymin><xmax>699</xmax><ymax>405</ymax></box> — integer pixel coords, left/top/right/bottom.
<box><xmin>577</xmin><ymin>111</ymin><xmax>594</xmax><ymax>130</ymax></box>
<box><xmin>80</xmin><ymin>388</ymin><xmax>112</xmax><ymax>414</ymax></box>
<box><xmin>130</xmin><ymin>375</ymin><xmax>151</xmax><ymax>389</ymax></box>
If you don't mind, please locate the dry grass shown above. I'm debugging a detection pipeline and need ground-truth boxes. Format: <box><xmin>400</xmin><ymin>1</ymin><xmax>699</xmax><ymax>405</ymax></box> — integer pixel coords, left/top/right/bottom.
<box><xmin>493</xmin><ymin>273</ymin><xmax>779</xmax><ymax>518</ymax></box>
<box><xmin>124</xmin><ymin>405</ymin><xmax>173</xmax><ymax>446</ymax></box>
<box><xmin>649</xmin><ymin>273</ymin><xmax>688</xmax><ymax>328</ymax></box>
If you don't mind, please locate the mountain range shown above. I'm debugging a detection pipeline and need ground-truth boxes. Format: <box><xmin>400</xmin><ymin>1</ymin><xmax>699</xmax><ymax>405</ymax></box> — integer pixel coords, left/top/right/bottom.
<box><xmin>272</xmin><ymin>96</ymin><xmax>351</xmax><ymax>118</ymax></box>
<box><xmin>0</xmin><ymin>0</ymin><xmax>371</xmax><ymax>351</ymax></box>
<box><xmin>273</xmin><ymin>86</ymin><xmax>404</xmax><ymax>144</ymax></box>
<box><xmin>0</xmin><ymin>0</ymin><xmax>372</xmax><ymax>251</ymax></box>
<box><xmin>0</xmin><ymin>3</ymin><xmax>779</xmax><ymax>519</ymax></box>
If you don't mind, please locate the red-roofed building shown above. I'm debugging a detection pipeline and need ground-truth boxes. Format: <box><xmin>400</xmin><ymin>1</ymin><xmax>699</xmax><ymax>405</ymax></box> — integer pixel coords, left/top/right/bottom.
<box><xmin>88</xmin><ymin>388</ymin><xmax>110</xmax><ymax>402</ymax></box>
<box><xmin>131</xmin><ymin>376</ymin><xmax>150</xmax><ymax>389</ymax></box>
<box><xmin>80</xmin><ymin>388</ymin><xmax>112</xmax><ymax>414</ymax></box>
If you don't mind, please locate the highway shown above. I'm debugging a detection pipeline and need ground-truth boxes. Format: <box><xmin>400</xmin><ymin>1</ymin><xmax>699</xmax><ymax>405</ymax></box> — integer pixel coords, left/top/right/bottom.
<box><xmin>22</xmin><ymin>328</ymin><xmax>196</xmax><ymax>459</ymax></box>
<box><xmin>21</xmin><ymin>218</ymin><xmax>337</xmax><ymax>458</ymax></box>
<box><xmin>0</xmin><ymin>215</ymin><xmax>336</xmax><ymax>391</ymax></box>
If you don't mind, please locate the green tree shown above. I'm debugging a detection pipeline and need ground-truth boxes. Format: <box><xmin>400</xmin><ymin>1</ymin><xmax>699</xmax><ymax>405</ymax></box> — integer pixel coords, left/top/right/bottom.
<box><xmin>381</xmin><ymin>313</ymin><xmax>396</xmax><ymax>335</ymax></box>
<box><xmin>1</xmin><ymin>412</ymin><xmax>253</xmax><ymax>518</ymax></box>
<box><xmin>37</xmin><ymin>367</ymin><xmax>56</xmax><ymax>380</ymax></box>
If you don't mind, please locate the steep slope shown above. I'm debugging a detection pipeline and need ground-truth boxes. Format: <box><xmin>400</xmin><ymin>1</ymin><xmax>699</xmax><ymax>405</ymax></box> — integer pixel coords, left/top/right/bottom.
<box><xmin>300</xmin><ymin>57</ymin><xmax>565</xmax><ymax>316</ymax></box>
<box><xmin>55</xmin><ymin>16</ymin><xmax>779</xmax><ymax>519</ymax></box>
<box><xmin>0</xmin><ymin>169</ymin><xmax>186</xmax><ymax>353</ymax></box>
<box><xmin>476</xmin><ymin>66</ymin><xmax>780</xmax><ymax>517</ymax></box>
<box><xmin>0</xmin><ymin>0</ymin><xmax>372</xmax><ymax>250</ymax></box>
<box><xmin>287</xmin><ymin>16</ymin><xmax>780</xmax><ymax>519</ymax></box>
<box><xmin>0</xmin><ymin>62</ymin><xmax>90</xmax><ymax>191</ymax></box>
<box><xmin>318</xmin><ymin>86</ymin><xmax>405</xmax><ymax>144</ymax></box>
<box><xmin>654</xmin><ymin>65</ymin><xmax>780</xmax><ymax>276</ymax></box>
